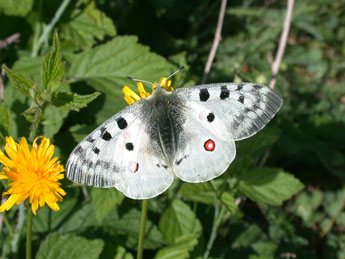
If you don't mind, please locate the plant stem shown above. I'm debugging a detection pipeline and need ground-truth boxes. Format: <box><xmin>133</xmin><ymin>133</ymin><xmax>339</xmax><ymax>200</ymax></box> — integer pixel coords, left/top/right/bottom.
<box><xmin>137</xmin><ymin>199</ymin><xmax>148</xmax><ymax>259</ymax></box>
<box><xmin>11</xmin><ymin>203</ymin><xmax>25</xmax><ymax>253</ymax></box>
<box><xmin>2</xmin><ymin>213</ymin><xmax>15</xmax><ymax>238</ymax></box>
<box><xmin>269</xmin><ymin>0</ymin><xmax>295</xmax><ymax>89</ymax></box>
<box><xmin>201</xmin><ymin>0</ymin><xmax>227</xmax><ymax>84</ymax></box>
<box><xmin>26</xmin><ymin>206</ymin><xmax>33</xmax><ymax>259</ymax></box>
<box><xmin>203</xmin><ymin>205</ymin><xmax>224</xmax><ymax>259</ymax></box>
<box><xmin>31</xmin><ymin>0</ymin><xmax>71</xmax><ymax>57</ymax></box>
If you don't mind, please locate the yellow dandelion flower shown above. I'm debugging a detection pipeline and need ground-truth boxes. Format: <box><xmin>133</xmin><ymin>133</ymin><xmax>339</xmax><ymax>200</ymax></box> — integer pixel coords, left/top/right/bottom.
<box><xmin>122</xmin><ymin>77</ymin><xmax>174</xmax><ymax>105</ymax></box>
<box><xmin>0</xmin><ymin>136</ymin><xmax>66</xmax><ymax>215</ymax></box>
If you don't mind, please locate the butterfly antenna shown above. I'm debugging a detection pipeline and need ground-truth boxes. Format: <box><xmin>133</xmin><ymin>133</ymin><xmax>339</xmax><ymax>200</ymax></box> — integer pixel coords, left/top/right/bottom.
<box><xmin>127</xmin><ymin>76</ymin><xmax>154</xmax><ymax>86</ymax></box>
<box><xmin>166</xmin><ymin>66</ymin><xmax>184</xmax><ymax>80</ymax></box>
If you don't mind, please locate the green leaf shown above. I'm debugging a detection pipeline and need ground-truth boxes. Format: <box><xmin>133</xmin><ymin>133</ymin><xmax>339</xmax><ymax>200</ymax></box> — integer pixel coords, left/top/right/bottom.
<box><xmin>181</xmin><ymin>182</ymin><xmax>238</xmax><ymax>214</ymax></box>
<box><xmin>159</xmin><ymin>199</ymin><xmax>202</xmax><ymax>244</ymax></box>
<box><xmin>36</xmin><ymin>233</ymin><xmax>104</xmax><ymax>259</ymax></box>
<box><xmin>42</xmin><ymin>105</ymin><xmax>69</xmax><ymax>139</ymax></box>
<box><xmin>33</xmin><ymin>188</ymin><xmax>79</xmax><ymax>233</ymax></box>
<box><xmin>69</xmin><ymin>124</ymin><xmax>97</xmax><ymax>142</ymax></box>
<box><xmin>113</xmin><ymin>246</ymin><xmax>134</xmax><ymax>259</ymax></box>
<box><xmin>51</xmin><ymin>91</ymin><xmax>101</xmax><ymax>111</ymax></box>
<box><xmin>0</xmin><ymin>0</ymin><xmax>33</xmax><ymax>16</ymax></box>
<box><xmin>104</xmin><ymin>208</ymin><xmax>164</xmax><ymax>250</ymax></box>
<box><xmin>154</xmin><ymin>234</ymin><xmax>198</xmax><ymax>259</ymax></box>
<box><xmin>238</xmin><ymin>168</ymin><xmax>304</xmax><ymax>206</ymax></box>
<box><xmin>57</xmin><ymin>202</ymin><xmax>100</xmax><ymax>234</ymax></box>
<box><xmin>42</xmin><ymin>31</ymin><xmax>65</xmax><ymax>91</ymax></box>
<box><xmin>66</xmin><ymin>36</ymin><xmax>176</xmax><ymax>123</ymax></box>
<box><xmin>90</xmin><ymin>188</ymin><xmax>124</xmax><ymax>222</ymax></box>
<box><xmin>0</xmin><ymin>103</ymin><xmax>12</xmax><ymax>145</ymax></box>
<box><xmin>61</xmin><ymin>2</ymin><xmax>116</xmax><ymax>50</ymax></box>
<box><xmin>2</xmin><ymin>65</ymin><xmax>35</xmax><ymax>97</ymax></box>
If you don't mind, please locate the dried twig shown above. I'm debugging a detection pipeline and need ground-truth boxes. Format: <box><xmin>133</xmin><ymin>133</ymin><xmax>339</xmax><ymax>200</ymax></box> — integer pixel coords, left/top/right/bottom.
<box><xmin>0</xmin><ymin>33</ymin><xmax>20</xmax><ymax>49</ymax></box>
<box><xmin>201</xmin><ymin>0</ymin><xmax>227</xmax><ymax>84</ymax></box>
<box><xmin>269</xmin><ymin>0</ymin><xmax>295</xmax><ymax>89</ymax></box>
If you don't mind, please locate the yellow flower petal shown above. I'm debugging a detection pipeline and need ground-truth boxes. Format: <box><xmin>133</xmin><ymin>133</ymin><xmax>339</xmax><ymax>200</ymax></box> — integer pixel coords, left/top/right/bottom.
<box><xmin>123</xmin><ymin>76</ymin><xmax>175</xmax><ymax>105</ymax></box>
<box><xmin>0</xmin><ymin>194</ymin><xmax>19</xmax><ymax>212</ymax></box>
<box><xmin>0</xmin><ymin>136</ymin><xmax>65</xmax><ymax>215</ymax></box>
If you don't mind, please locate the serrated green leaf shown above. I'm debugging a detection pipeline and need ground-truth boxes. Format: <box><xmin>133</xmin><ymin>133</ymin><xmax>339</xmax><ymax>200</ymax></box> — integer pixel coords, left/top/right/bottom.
<box><xmin>105</xmin><ymin>208</ymin><xmax>164</xmax><ymax>249</ymax></box>
<box><xmin>0</xmin><ymin>103</ymin><xmax>12</xmax><ymax>145</ymax></box>
<box><xmin>42</xmin><ymin>31</ymin><xmax>65</xmax><ymax>91</ymax></box>
<box><xmin>0</xmin><ymin>0</ymin><xmax>33</xmax><ymax>16</ymax></box>
<box><xmin>51</xmin><ymin>91</ymin><xmax>101</xmax><ymax>111</ymax></box>
<box><xmin>159</xmin><ymin>199</ymin><xmax>202</xmax><ymax>244</ymax></box>
<box><xmin>181</xmin><ymin>182</ymin><xmax>238</xmax><ymax>214</ymax></box>
<box><xmin>154</xmin><ymin>234</ymin><xmax>198</xmax><ymax>259</ymax></box>
<box><xmin>66</xmin><ymin>36</ymin><xmax>176</xmax><ymax>123</ymax></box>
<box><xmin>91</xmin><ymin>188</ymin><xmax>124</xmax><ymax>222</ymax></box>
<box><xmin>238</xmin><ymin>168</ymin><xmax>304</xmax><ymax>206</ymax></box>
<box><xmin>33</xmin><ymin>188</ymin><xmax>79</xmax><ymax>233</ymax></box>
<box><xmin>42</xmin><ymin>105</ymin><xmax>69</xmax><ymax>139</ymax></box>
<box><xmin>61</xmin><ymin>2</ymin><xmax>116</xmax><ymax>50</ymax></box>
<box><xmin>2</xmin><ymin>65</ymin><xmax>35</xmax><ymax>97</ymax></box>
<box><xmin>36</xmin><ymin>233</ymin><xmax>104</xmax><ymax>259</ymax></box>
<box><xmin>58</xmin><ymin>202</ymin><xmax>99</xmax><ymax>233</ymax></box>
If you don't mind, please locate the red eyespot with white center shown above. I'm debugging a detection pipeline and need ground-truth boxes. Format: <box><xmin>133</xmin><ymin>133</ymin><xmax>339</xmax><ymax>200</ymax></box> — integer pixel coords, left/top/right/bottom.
<box><xmin>204</xmin><ymin>139</ymin><xmax>215</xmax><ymax>152</ymax></box>
<box><xmin>128</xmin><ymin>162</ymin><xmax>139</xmax><ymax>173</ymax></box>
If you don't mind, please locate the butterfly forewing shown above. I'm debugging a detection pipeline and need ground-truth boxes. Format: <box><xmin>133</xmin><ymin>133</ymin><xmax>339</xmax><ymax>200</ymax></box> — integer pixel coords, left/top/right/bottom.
<box><xmin>66</xmin><ymin>100</ymin><xmax>174</xmax><ymax>199</ymax></box>
<box><xmin>174</xmin><ymin>83</ymin><xmax>283</xmax><ymax>140</ymax></box>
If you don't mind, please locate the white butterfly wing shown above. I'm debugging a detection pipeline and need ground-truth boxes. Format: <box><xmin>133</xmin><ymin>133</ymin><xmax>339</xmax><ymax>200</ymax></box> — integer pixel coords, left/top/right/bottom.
<box><xmin>172</xmin><ymin>101</ymin><xmax>236</xmax><ymax>182</ymax></box>
<box><xmin>170</xmin><ymin>82</ymin><xmax>282</xmax><ymax>182</ymax></box>
<box><xmin>174</xmin><ymin>83</ymin><xmax>283</xmax><ymax>140</ymax></box>
<box><xmin>66</xmin><ymin>101</ymin><xmax>174</xmax><ymax>199</ymax></box>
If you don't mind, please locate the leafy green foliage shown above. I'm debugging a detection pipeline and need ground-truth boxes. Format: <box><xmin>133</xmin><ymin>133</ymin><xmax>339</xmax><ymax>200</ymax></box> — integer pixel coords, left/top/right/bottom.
<box><xmin>60</xmin><ymin>1</ymin><xmax>116</xmax><ymax>51</ymax></box>
<box><xmin>51</xmin><ymin>91</ymin><xmax>101</xmax><ymax>111</ymax></box>
<box><xmin>90</xmin><ymin>188</ymin><xmax>124</xmax><ymax>222</ymax></box>
<box><xmin>0</xmin><ymin>0</ymin><xmax>344</xmax><ymax>258</ymax></box>
<box><xmin>0</xmin><ymin>0</ymin><xmax>33</xmax><ymax>16</ymax></box>
<box><xmin>42</xmin><ymin>31</ymin><xmax>65</xmax><ymax>91</ymax></box>
<box><xmin>238</xmin><ymin>167</ymin><xmax>304</xmax><ymax>205</ymax></box>
<box><xmin>2</xmin><ymin>65</ymin><xmax>35</xmax><ymax>97</ymax></box>
<box><xmin>154</xmin><ymin>234</ymin><xmax>198</xmax><ymax>259</ymax></box>
<box><xmin>159</xmin><ymin>199</ymin><xmax>202</xmax><ymax>244</ymax></box>
<box><xmin>36</xmin><ymin>233</ymin><xmax>104</xmax><ymax>259</ymax></box>
<box><xmin>0</xmin><ymin>103</ymin><xmax>12</xmax><ymax>145</ymax></box>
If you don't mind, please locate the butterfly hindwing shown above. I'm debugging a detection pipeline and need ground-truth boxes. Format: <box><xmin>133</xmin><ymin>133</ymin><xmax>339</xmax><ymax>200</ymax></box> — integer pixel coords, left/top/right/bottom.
<box><xmin>174</xmin><ymin>82</ymin><xmax>283</xmax><ymax>140</ymax></box>
<box><xmin>172</xmin><ymin>101</ymin><xmax>236</xmax><ymax>182</ymax></box>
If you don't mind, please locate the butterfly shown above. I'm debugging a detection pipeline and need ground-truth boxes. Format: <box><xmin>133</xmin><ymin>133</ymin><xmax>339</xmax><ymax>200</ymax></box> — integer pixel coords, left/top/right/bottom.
<box><xmin>66</xmin><ymin>74</ymin><xmax>283</xmax><ymax>199</ymax></box>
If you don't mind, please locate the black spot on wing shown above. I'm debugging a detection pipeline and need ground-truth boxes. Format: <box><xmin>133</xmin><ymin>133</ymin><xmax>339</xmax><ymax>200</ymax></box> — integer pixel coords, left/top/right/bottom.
<box><xmin>176</xmin><ymin>157</ymin><xmax>183</xmax><ymax>165</ymax></box>
<box><xmin>238</xmin><ymin>95</ymin><xmax>245</xmax><ymax>104</ymax></box>
<box><xmin>101</xmin><ymin>131</ymin><xmax>112</xmax><ymax>141</ymax></box>
<box><xmin>199</xmin><ymin>88</ymin><xmax>210</xmax><ymax>102</ymax></box>
<box><xmin>93</xmin><ymin>147</ymin><xmax>100</xmax><ymax>154</ymax></box>
<box><xmin>207</xmin><ymin>113</ymin><xmax>215</xmax><ymax>122</ymax></box>
<box><xmin>86</xmin><ymin>136</ymin><xmax>95</xmax><ymax>143</ymax></box>
<box><xmin>236</xmin><ymin>84</ymin><xmax>244</xmax><ymax>91</ymax></box>
<box><xmin>116</xmin><ymin>117</ymin><xmax>128</xmax><ymax>129</ymax></box>
<box><xmin>220</xmin><ymin>85</ymin><xmax>230</xmax><ymax>99</ymax></box>
<box><xmin>75</xmin><ymin>146</ymin><xmax>83</xmax><ymax>153</ymax></box>
<box><xmin>125</xmin><ymin>142</ymin><xmax>134</xmax><ymax>151</ymax></box>
<box><xmin>254</xmin><ymin>84</ymin><xmax>263</xmax><ymax>89</ymax></box>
